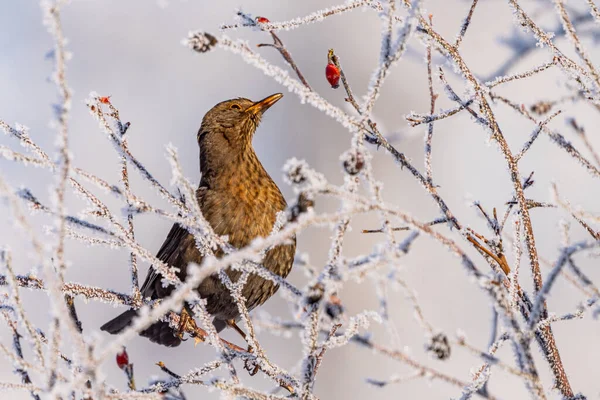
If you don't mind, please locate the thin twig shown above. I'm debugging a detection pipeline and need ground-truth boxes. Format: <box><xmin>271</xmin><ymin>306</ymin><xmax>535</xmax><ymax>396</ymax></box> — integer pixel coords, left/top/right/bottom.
<box><xmin>454</xmin><ymin>0</ymin><xmax>479</xmax><ymax>48</ymax></box>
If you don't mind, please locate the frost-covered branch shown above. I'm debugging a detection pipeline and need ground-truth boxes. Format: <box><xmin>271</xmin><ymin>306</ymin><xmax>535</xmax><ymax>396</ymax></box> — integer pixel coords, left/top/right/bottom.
<box><xmin>2</xmin><ymin>0</ymin><xmax>600</xmax><ymax>399</ymax></box>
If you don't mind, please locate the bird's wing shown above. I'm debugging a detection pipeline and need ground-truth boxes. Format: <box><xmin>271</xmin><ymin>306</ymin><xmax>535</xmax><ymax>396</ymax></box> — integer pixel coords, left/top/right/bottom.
<box><xmin>139</xmin><ymin>223</ymin><xmax>190</xmax><ymax>299</ymax></box>
<box><xmin>140</xmin><ymin>186</ymin><xmax>208</xmax><ymax>299</ymax></box>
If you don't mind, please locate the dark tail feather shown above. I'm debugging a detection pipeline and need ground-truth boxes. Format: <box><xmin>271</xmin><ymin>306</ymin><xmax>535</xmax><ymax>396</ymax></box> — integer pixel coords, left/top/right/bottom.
<box><xmin>140</xmin><ymin>321</ymin><xmax>181</xmax><ymax>347</ymax></box>
<box><xmin>212</xmin><ymin>318</ymin><xmax>228</xmax><ymax>333</ymax></box>
<box><xmin>100</xmin><ymin>309</ymin><xmax>138</xmax><ymax>334</ymax></box>
<box><xmin>101</xmin><ymin>310</ymin><xmax>182</xmax><ymax>347</ymax></box>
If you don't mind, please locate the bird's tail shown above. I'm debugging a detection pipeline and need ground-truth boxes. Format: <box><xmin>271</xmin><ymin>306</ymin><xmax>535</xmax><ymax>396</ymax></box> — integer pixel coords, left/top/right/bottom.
<box><xmin>139</xmin><ymin>320</ymin><xmax>182</xmax><ymax>347</ymax></box>
<box><xmin>100</xmin><ymin>310</ymin><xmax>182</xmax><ymax>347</ymax></box>
<box><xmin>100</xmin><ymin>309</ymin><xmax>138</xmax><ymax>334</ymax></box>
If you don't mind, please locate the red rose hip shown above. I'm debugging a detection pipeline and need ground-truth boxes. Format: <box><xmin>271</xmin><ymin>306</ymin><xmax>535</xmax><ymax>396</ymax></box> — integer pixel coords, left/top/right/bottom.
<box><xmin>116</xmin><ymin>347</ymin><xmax>129</xmax><ymax>370</ymax></box>
<box><xmin>326</xmin><ymin>63</ymin><xmax>340</xmax><ymax>89</ymax></box>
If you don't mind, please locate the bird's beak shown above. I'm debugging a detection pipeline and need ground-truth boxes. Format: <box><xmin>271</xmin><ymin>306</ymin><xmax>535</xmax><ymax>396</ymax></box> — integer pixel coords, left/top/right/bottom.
<box><xmin>247</xmin><ymin>93</ymin><xmax>283</xmax><ymax>116</ymax></box>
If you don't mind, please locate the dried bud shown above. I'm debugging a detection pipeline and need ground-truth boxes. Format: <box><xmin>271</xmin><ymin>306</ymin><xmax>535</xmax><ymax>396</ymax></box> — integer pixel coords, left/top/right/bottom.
<box><xmin>98</xmin><ymin>96</ymin><xmax>111</xmax><ymax>104</ymax></box>
<box><xmin>325</xmin><ymin>294</ymin><xmax>344</xmax><ymax>319</ymax></box>
<box><xmin>530</xmin><ymin>101</ymin><xmax>553</xmax><ymax>115</ymax></box>
<box><xmin>425</xmin><ymin>333</ymin><xmax>451</xmax><ymax>360</ymax></box>
<box><xmin>116</xmin><ymin>347</ymin><xmax>129</xmax><ymax>370</ymax></box>
<box><xmin>341</xmin><ymin>149</ymin><xmax>365</xmax><ymax>175</ymax></box>
<box><xmin>305</xmin><ymin>283</ymin><xmax>324</xmax><ymax>306</ymax></box>
<box><xmin>325</xmin><ymin>63</ymin><xmax>340</xmax><ymax>89</ymax></box>
<box><xmin>289</xmin><ymin>192</ymin><xmax>314</xmax><ymax>222</ymax></box>
<box><xmin>186</xmin><ymin>32</ymin><xmax>217</xmax><ymax>53</ymax></box>
<box><xmin>121</xmin><ymin>121</ymin><xmax>131</xmax><ymax>135</ymax></box>
<box><xmin>255</xmin><ymin>16</ymin><xmax>270</xmax><ymax>24</ymax></box>
<box><xmin>284</xmin><ymin>158</ymin><xmax>308</xmax><ymax>184</ymax></box>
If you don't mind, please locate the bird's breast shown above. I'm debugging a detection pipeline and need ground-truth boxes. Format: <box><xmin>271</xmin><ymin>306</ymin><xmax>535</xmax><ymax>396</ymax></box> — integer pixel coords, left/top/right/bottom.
<box><xmin>201</xmin><ymin>169</ymin><xmax>286</xmax><ymax>249</ymax></box>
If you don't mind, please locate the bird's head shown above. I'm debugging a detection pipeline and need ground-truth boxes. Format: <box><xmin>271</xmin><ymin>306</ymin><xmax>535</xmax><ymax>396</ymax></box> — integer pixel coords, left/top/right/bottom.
<box><xmin>197</xmin><ymin>93</ymin><xmax>282</xmax><ymax>155</ymax></box>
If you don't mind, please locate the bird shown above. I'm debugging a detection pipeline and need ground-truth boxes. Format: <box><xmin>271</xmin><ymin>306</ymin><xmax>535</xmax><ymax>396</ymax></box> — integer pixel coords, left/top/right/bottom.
<box><xmin>100</xmin><ymin>93</ymin><xmax>296</xmax><ymax>347</ymax></box>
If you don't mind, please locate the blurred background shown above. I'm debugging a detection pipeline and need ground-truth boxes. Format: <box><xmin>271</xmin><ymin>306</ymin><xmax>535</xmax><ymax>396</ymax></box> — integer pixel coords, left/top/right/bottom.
<box><xmin>1</xmin><ymin>0</ymin><xmax>600</xmax><ymax>399</ymax></box>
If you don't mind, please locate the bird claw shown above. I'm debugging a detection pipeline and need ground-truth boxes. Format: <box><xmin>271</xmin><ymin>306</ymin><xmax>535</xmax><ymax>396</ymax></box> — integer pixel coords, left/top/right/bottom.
<box><xmin>176</xmin><ymin>327</ymin><xmax>188</xmax><ymax>342</ymax></box>
<box><xmin>175</xmin><ymin>309</ymin><xmax>206</xmax><ymax>344</ymax></box>
<box><xmin>223</xmin><ymin>322</ymin><xmax>291</xmax><ymax>389</ymax></box>
<box><xmin>224</xmin><ymin>320</ymin><xmax>261</xmax><ymax>375</ymax></box>
<box><xmin>244</xmin><ymin>357</ymin><xmax>259</xmax><ymax>376</ymax></box>
<box><xmin>241</xmin><ymin>344</ymin><xmax>258</xmax><ymax>375</ymax></box>
<box><xmin>176</xmin><ymin>310</ymin><xmax>190</xmax><ymax>339</ymax></box>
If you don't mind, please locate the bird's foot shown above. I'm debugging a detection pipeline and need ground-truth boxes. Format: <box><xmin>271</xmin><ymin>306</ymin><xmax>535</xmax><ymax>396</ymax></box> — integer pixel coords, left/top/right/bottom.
<box><xmin>243</xmin><ymin>344</ymin><xmax>259</xmax><ymax>376</ymax></box>
<box><xmin>226</xmin><ymin>319</ymin><xmax>248</xmax><ymax>342</ymax></box>
<box><xmin>244</xmin><ymin>359</ymin><xmax>260</xmax><ymax>376</ymax></box>
<box><xmin>176</xmin><ymin>310</ymin><xmax>206</xmax><ymax>345</ymax></box>
<box><xmin>225</xmin><ymin>319</ymin><xmax>260</xmax><ymax>375</ymax></box>
<box><xmin>175</xmin><ymin>310</ymin><xmax>190</xmax><ymax>340</ymax></box>
<box><xmin>223</xmin><ymin>321</ymin><xmax>293</xmax><ymax>392</ymax></box>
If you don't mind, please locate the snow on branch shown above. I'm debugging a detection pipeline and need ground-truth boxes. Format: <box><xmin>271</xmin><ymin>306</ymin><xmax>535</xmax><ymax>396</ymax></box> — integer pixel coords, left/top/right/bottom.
<box><xmin>1</xmin><ymin>0</ymin><xmax>599</xmax><ymax>399</ymax></box>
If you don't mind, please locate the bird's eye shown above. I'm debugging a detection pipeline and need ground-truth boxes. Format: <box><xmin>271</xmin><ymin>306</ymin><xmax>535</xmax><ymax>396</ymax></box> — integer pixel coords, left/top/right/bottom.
<box><xmin>230</xmin><ymin>104</ymin><xmax>242</xmax><ymax>110</ymax></box>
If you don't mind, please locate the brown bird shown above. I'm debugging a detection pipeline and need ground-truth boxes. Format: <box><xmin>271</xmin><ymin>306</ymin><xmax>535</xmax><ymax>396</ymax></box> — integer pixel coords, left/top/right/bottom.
<box><xmin>101</xmin><ymin>93</ymin><xmax>296</xmax><ymax>347</ymax></box>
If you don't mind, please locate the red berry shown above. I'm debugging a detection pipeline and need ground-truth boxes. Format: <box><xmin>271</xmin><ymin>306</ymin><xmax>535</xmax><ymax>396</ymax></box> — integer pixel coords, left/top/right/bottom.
<box><xmin>116</xmin><ymin>347</ymin><xmax>129</xmax><ymax>370</ymax></box>
<box><xmin>325</xmin><ymin>63</ymin><xmax>340</xmax><ymax>89</ymax></box>
<box><xmin>99</xmin><ymin>96</ymin><xmax>111</xmax><ymax>104</ymax></box>
<box><xmin>255</xmin><ymin>16</ymin><xmax>270</xmax><ymax>24</ymax></box>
